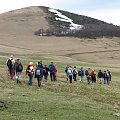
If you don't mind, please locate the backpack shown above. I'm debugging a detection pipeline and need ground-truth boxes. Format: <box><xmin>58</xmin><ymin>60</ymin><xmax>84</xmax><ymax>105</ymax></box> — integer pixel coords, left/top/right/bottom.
<box><xmin>36</xmin><ymin>68</ymin><xmax>41</xmax><ymax>75</ymax></box>
<box><xmin>85</xmin><ymin>70</ymin><xmax>89</xmax><ymax>76</ymax></box>
<box><xmin>43</xmin><ymin>68</ymin><xmax>46</xmax><ymax>72</ymax></box>
<box><xmin>7</xmin><ymin>59</ymin><xmax>13</xmax><ymax>69</ymax></box>
<box><xmin>78</xmin><ymin>70</ymin><xmax>82</xmax><ymax>76</ymax></box>
<box><xmin>67</xmin><ymin>69</ymin><xmax>72</xmax><ymax>74</ymax></box>
<box><xmin>16</xmin><ymin>63</ymin><xmax>23</xmax><ymax>72</ymax></box>
<box><xmin>26</xmin><ymin>66</ymin><xmax>30</xmax><ymax>73</ymax></box>
<box><xmin>49</xmin><ymin>64</ymin><xmax>55</xmax><ymax>73</ymax></box>
<box><xmin>73</xmin><ymin>69</ymin><xmax>77</xmax><ymax>74</ymax></box>
<box><xmin>98</xmin><ymin>72</ymin><xmax>103</xmax><ymax>78</ymax></box>
<box><xmin>65</xmin><ymin>66</ymin><xmax>68</xmax><ymax>73</ymax></box>
<box><xmin>104</xmin><ymin>72</ymin><xmax>108</xmax><ymax>78</ymax></box>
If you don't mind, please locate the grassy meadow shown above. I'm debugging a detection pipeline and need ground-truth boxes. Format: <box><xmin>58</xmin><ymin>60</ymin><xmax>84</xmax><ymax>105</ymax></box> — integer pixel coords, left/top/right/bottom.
<box><xmin>0</xmin><ymin>6</ymin><xmax>120</xmax><ymax>120</ymax></box>
<box><xmin>0</xmin><ymin>54</ymin><xmax>120</xmax><ymax>120</ymax></box>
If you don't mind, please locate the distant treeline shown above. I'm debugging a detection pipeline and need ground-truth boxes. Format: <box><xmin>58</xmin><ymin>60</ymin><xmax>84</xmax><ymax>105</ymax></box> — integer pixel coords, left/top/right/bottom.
<box><xmin>34</xmin><ymin>24</ymin><xmax>120</xmax><ymax>38</ymax></box>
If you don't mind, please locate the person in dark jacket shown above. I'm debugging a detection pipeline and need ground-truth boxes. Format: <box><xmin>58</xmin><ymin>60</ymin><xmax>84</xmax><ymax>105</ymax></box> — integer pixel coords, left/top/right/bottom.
<box><xmin>6</xmin><ymin>55</ymin><xmax>15</xmax><ymax>79</ymax></box>
<box><xmin>65</xmin><ymin>64</ymin><xmax>69</xmax><ymax>81</ymax></box>
<box><xmin>73</xmin><ymin>66</ymin><xmax>78</xmax><ymax>81</ymax></box>
<box><xmin>97</xmin><ymin>69</ymin><xmax>103</xmax><ymax>84</ymax></box>
<box><xmin>14</xmin><ymin>58</ymin><xmax>23</xmax><ymax>83</ymax></box>
<box><xmin>43</xmin><ymin>64</ymin><xmax>49</xmax><ymax>81</ymax></box>
<box><xmin>38</xmin><ymin>61</ymin><xmax>43</xmax><ymax>69</ymax></box>
<box><xmin>106</xmin><ymin>69</ymin><xmax>112</xmax><ymax>85</ymax></box>
<box><xmin>103</xmin><ymin>71</ymin><xmax>108</xmax><ymax>84</ymax></box>
<box><xmin>48</xmin><ymin>62</ymin><xmax>56</xmax><ymax>81</ymax></box>
<box><xmin>35</xmin><ymin>64</ymin><xmax>43</xmax><ymax>87</ymax></box>
<box><xmin>85</xmin><ymin>68</ymin><xmax>91</xmax><ymax>84</ymax></box>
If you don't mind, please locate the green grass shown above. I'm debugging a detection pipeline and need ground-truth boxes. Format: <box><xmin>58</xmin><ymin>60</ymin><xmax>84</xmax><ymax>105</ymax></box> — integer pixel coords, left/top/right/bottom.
<box><xmin>0</xmin><ymin>55</ymin><xmax>120</xmax><ymax>120</ymax></box>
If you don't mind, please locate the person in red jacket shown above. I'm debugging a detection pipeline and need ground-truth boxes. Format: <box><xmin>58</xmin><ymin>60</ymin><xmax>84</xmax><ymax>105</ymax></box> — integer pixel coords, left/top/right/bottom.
<box><xmin>90</xmin><ymin>69</ymin><xmax>96</xmax><ymax>83</ymax></box>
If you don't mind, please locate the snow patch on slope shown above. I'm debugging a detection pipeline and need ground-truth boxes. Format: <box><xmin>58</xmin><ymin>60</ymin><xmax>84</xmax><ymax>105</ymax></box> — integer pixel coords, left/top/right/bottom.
<box><xmin>48</xmin><ymin>8</ymin><xmax>84</xmax><ymax>30</ymax></box>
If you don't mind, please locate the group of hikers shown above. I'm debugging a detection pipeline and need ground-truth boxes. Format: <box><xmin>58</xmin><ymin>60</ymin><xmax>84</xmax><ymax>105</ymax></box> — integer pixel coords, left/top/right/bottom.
<box><xmin>25</xmin><ymin>61</ymin><xmax>58</xmax><ymax>87</ymax></box>
<box><xmin>65</xmin><ymin>65</ymin><xmax>112</xmax><ymax>85</ymax></box>
<box><xmin>6</xmin><ymin>55</ymin><xmax>58</xmax><ymax>87</ymax></box>
<box><xmin>6</xmin><ymin>55</ymin><xmax>112</xmax><ymax>87</ymax></box>
<box><xmin>6</xmin><ymin>55</ymin><xmax>23</xmax><ymax>83</ymax></box>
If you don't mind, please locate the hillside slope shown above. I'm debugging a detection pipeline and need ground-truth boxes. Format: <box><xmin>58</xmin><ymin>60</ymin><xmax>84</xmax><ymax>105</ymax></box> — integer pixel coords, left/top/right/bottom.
<box><xmin>0</xmin><ymin>6</ymin><xmax>50</xmax><ymax>54</ymax></box>
<box><xmin>0</xmin><ymin>6</ymin><xmax>120</xmax><ymax>66</ymax></box>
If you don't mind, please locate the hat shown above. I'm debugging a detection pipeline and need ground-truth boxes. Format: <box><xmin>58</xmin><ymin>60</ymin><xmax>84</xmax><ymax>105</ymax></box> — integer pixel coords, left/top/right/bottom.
<box><xmin>29</xmin><ymin>62</ymin><xmax>33</xmax><ymax>65</ymax></box>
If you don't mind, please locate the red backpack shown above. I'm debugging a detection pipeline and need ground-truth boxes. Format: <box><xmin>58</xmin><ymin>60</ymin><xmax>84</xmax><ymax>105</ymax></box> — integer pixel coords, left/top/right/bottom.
<box><xmin>78</xmin><ymin>70</ymin><xmax>82</xmax><ymax>76</ymax></box>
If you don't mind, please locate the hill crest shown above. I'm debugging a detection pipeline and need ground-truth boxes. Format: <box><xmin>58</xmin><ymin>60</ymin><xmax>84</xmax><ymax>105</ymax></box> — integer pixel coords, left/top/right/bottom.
<box><xmin>1</xmin><ymin>6</ymin><xmax>120</xmax><ymax>38</ymax></box>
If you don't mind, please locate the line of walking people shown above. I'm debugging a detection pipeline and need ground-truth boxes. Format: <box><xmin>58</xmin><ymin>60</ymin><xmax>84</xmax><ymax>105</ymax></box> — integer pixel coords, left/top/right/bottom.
<box><xmin>6</xmin><ymin>55</ymin><xmax>112</xmax><ymax>87</ymax></box>
<box><xmin>6</xmin><ymin>55</ymin><xmax>58</xmax><ymax>87</ymax></box>
<box><xmin>65</xmin><ymin>65</ymin><xmax>112</xmax><ymax>85</ymax></box>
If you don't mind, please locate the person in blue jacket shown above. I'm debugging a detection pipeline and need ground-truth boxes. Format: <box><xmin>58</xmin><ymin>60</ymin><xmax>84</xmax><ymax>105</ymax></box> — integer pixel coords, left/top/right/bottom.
<box><xmin>48</xmin><ymin>62</ymin><xmax>56</xmax><ymax>81</ymax></box>
<box><xmin>35</xmin><ymin>64</ymin><xmax>43</xmax><ymax>87</ymax></box>
<box><xmin>67</xmin><ymin>66</ymin><xmax>73</xmax><ymax>83</ymax></box>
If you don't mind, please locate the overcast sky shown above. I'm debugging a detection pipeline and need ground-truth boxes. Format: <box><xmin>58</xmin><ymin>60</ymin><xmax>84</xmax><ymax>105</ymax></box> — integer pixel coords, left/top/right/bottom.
<box><xmin>0</xmin><ymin>0</ymin><xmax>120</xmax><ymax>26</ymax></box>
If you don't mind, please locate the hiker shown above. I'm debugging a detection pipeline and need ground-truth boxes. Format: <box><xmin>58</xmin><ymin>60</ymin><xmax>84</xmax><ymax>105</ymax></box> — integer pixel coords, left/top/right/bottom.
<box><xmin>43</xmin><ymin>64</ymin><xmax>49</xmax><ymax>81</ymax></box>
<box><xmin>106</xmin><ymin>69</ymin><xmax>112</xmax><ymax>85</ymax></box>
<box><xmin>54</xmin><ymin>63</ymin><xmax>58</xmax><ymax>81</ymax></box>
<box><xmin>38</xmin><ymin>60</ymin><xmax>43</xmax><ymax>69</ymax></box>
<box><xmin>6</xmin><ymin>55</ymin><xmax>15</xmax><ymax>79</ymax></box>
<box><xmin>65</xmin><ymin>64</ymin><xmax>69</xmax><ymax>81</ymax></box>
<box><xmin>26</xmin><ymin>62</ymin><xmax>34</xmax><ymax>86</ymax></box>
<box><xmin>90</xmin><ymin>69</ymin><xmax>96</xmax><ymax>83</ymax></box>
<box><xmin>73</xmin><ymin>66</ymin><xmax>78</xmax><ymax>81</ymax></box>
<box><xmin>85</xmin><ymin>68</ymin><xmax>91</xmax><ymax>84</ymax></box>
<box><xmin>14</xmin><ymin>58</ymin><xmax>23</xmax><ymax>83</ymax></box>
<box><xmin>48</xmin><ymin>62</ymin><xmax>56</xmax><ymax>81</ymax></box>
<box><xmin>78</xmin><ymin>67</ymin><xmax>84</xmax><ymax>82</ymax></box>
<box><xmin>97</xmin><ymin>69</ymin><xmax>103</xmax><ymax>84</ymax></box>
<box><xmin>67</xmin><ymin>65</ymin><xmax>73</xmax><ymax>83</ymax></box>
<box><xmin>35</xmin><ymin>64</ymin><xmax>43</xmax><ymax>87</ymax></box>
<box><xmin>107</xmin><ymin>70</ymin><xmax>112</xmax><ymax>81</ymax></box>
<box><xmin>103</xmin><ymin>71</ymin><xmax>108</xmax><ymax>84</ymax></box>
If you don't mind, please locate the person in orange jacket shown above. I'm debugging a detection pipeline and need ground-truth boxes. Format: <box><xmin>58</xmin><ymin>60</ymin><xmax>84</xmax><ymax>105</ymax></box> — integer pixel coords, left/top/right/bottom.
<box><xmin>54</xmin><ymin>63</ymin><xmax>58</xmax><ymax>81</ymax></box>
<box><xmin>26</xmin><ymin>62</ymin><xmax>34</xmax><ymax>86</ymax></box>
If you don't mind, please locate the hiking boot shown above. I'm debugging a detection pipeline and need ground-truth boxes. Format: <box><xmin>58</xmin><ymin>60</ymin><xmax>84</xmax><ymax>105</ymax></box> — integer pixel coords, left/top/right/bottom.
<box><xmin>17</xmin><ymin>79</ymin><xmax>19</xmax><ymax>84</ymax></box>
<box><xmin>38</xmin><ymin>82</ymin><xmax>41</xmax><ymax>87</ymax></box>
